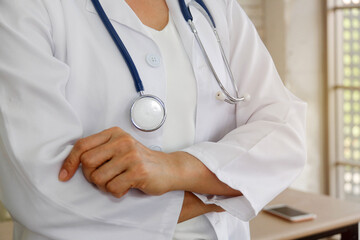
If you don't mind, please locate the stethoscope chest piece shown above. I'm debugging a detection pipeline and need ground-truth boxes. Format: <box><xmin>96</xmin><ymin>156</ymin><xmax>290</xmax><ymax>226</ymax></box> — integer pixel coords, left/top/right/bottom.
<box><xmin>130</xmin><ymin>94</ymin><xmax>166</xmax><ymax>132</ymax></box>
<box><xmin>92</xmin><ymin>0</ymin><xmax>250</xmax><ymax>132</ymax></box>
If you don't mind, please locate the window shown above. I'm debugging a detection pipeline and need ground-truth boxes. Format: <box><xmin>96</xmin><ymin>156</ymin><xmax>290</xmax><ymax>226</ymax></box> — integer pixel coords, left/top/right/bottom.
<box><xmin>328</xmin><ymin>0</ymin><xmax>360</xmax><ymax>200</ymax></box>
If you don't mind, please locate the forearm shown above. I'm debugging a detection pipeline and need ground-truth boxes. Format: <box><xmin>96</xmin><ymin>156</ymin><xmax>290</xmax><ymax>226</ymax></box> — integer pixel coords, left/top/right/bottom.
<box><xmin>178</xmin><ymin>191</ymin><xmax>223</xmax><ymax>223</ymax></box>
<box><xmin>166</xmin><ymin>151</ymin><xmax>242</xmax><ymax>197</ymax></box>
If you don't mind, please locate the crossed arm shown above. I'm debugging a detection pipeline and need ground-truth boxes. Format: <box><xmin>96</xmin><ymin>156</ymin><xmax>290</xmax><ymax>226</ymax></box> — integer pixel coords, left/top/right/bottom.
<box><xmin>58</xmin><ymin>127</ymin><xmax>242</xmax><ymax>222</ymax></box>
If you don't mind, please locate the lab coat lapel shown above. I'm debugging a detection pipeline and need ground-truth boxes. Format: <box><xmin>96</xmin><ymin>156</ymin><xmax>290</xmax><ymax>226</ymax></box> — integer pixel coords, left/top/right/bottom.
<box><xmin>168</xmin><ymin>0</ymin><xmax>216</xmax><ymax>143</ymax></box>
<box><xmin>169</xmin><ymin>0</ymin><xmax>236</xmax><ymax>143</ymax></box>
<box><xmin>166</xmin><ymin>0</ymin><xmax>195</xmax><ymax>64</ymax></box>
<box><xmin>85</xmin><ymin>0</ymin><xmax>151</xmax><ymax>38</ymax></box>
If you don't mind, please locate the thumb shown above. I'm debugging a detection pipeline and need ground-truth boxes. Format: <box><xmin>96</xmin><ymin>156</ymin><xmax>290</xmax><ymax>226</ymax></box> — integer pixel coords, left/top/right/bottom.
<box><xmin>59</xmin><ymin>155</ymin><xmax>80</xmax><ymax>182</ymax></box>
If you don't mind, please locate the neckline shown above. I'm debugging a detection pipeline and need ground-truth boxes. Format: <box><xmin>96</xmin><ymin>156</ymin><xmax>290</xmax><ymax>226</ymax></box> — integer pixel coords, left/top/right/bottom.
<box><xmin>143</xmin><ymin>13</ymin><xmax>172</xmax><ymax>33</ymax></box>
<box><xmin>124</xmin><ymin>0</ymin><xmax>171</xmax><ymax>32</ymax></box>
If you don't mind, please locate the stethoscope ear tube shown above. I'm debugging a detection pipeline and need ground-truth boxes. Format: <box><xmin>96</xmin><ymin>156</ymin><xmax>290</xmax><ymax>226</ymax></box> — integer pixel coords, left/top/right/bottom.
<box><xmin>188</xmin><ymin>18</ymin><xmax>248</xmax><ymax>104</ymax></box>
<box><xmin>185</xmin><ymin>0</ymin><xmax>249</xmax><ymax>104</ymax></box>
<box><xmin>216</xmin><ymin>92</ymin><xmax>251</xmax><ymax>104</ymax></box>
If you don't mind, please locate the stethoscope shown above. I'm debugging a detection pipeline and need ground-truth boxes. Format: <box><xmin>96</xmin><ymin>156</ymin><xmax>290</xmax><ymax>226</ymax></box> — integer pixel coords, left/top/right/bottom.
<box><xmin>91</xmin><ymin>0</ymin><xmax>250</xmax><ymax>132</ymax></box>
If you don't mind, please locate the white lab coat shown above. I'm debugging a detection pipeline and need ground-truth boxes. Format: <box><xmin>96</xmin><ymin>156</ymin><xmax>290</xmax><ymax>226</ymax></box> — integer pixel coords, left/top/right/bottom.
<box><xmin>0</xmin><ymin>0</ymin><xmax>307</xmax><ymax>239</ymax></box>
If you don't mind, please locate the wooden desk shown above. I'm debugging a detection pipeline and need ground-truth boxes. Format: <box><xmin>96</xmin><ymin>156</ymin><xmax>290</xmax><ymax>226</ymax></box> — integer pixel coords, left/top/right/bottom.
<box><xmin>250</xmin><ymin>189</ymin><xmax>360</xmax><ymax>240</ymax></box>
<box><xmin>0</xmin><ymin>221</ymin><xmax>13</xmax><ymax>240</ymax></box>
<box><xmin>2</xmin><ymin>190</ymin><xmax>359</xmax><ymax>240</ymax></box>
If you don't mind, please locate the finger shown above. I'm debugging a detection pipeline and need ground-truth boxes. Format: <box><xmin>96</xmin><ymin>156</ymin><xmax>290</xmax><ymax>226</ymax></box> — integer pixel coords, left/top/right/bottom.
<box><xmin>112</xmin><ymin>189</ymin><xmax>130</xmax><ymax>198</ymax></box>
<box><xmin>81</xmin><ymin>166</ymin><xmax>97</xmax><ymax>183</ymax></box>
<box><xmin>106</xmin><ymin>171</ymin><xmax>134</xmax><ymax>198</ymax></box>
<box><xmin>59</xmin><ymin>151</ymin><xmax>82</xmax><ymax>182</ymax></box>
<box><xmin>89</xmin><ymin>156</ymin><xmax>128</xmax><ymax>191</ymax></box>
<box><xmin>59</xmin><ymin>128</ymin><xmax>113</xmax><ymax>181</ymax></box>
<box><xmin>80</xmin><ymin>142</ymin><xmax>115</xmax><ymax>168</ymax></box>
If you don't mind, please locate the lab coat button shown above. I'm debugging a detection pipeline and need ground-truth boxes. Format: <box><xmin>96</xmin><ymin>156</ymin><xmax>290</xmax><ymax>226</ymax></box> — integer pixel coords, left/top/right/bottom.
<box><xmin>149</xmin><ymin>145</ymin><xmax>162</xmax><ymax>151</ymax></box>
<box><xmin>146</xmin><ymin>54</ymin><xmax>161</xmax><ymax>68</ymax></box>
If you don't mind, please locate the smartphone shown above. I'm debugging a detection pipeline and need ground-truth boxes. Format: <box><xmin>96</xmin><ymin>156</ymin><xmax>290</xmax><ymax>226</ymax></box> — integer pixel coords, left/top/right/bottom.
<box><xmin>263</xmin><ymin>204</ymin><xmax>316</xmax><ymax>222</ymax></box>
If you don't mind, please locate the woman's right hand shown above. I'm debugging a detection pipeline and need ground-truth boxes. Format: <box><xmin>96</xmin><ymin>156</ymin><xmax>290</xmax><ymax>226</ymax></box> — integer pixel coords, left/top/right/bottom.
<box><xmin>178</xmin><ymin>192</ymin><xmax>224</xmax><ymax>223</ymax></box>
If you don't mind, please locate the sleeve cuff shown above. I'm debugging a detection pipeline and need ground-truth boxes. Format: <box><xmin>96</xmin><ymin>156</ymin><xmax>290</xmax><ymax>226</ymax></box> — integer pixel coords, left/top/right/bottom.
<box><xmin>193</xmin><ymin>193</ymin><xmax>256</xmax><ymax>222</ymax></box>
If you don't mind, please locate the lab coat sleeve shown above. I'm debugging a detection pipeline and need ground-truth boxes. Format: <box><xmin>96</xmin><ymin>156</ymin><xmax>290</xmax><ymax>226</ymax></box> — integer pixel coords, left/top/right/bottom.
<box><xmin>0</xmin><ymin>1</ymin><xmax>183</xmax><ymax>239</ymax></box>
<box><xmin>183</xmin><ymin>0</ymin><xmax>307</xmax><ymax>221</ymax></box>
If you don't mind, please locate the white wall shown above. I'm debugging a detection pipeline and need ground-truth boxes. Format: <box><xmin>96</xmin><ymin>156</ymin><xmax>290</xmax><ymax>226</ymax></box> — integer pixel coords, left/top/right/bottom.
<box><xmin>237</xmin><ymin>0</ymin><xmax>265</xmax><ymax>39</ymax></box>
<box><xmin>280</xmin><ymin>0</ymin><xmax>326</xmax><ymax>194</ymax></box>
<box><xmin>239</xmin><ymin>0</ymin><xmax>327</xmax><ymax>194</ymax></box>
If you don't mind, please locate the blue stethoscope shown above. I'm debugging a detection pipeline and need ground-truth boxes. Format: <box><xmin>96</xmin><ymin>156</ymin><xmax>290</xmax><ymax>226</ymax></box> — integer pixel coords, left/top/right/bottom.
<box><xmin>91</xmin><ymin>0</ymin><xmax>250</xmax><ymax>132</ymax></box>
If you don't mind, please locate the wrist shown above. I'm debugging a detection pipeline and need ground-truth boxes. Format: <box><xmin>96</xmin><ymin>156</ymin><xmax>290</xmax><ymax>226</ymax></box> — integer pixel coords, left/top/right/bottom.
<box><xmin>166</xmin><ymin>151</ymin><xmax>197</xmax><ymax>192</ymax></box>
<box><xmin>178</xmin><ymin>191</ymin><xmax>225</xmax><ymax>223</ymax></box>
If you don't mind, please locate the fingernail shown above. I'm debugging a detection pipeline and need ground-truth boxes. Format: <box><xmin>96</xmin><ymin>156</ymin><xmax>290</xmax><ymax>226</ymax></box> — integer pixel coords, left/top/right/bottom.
<box><xmin>59</xmin><ymin>169</ymin><xmax>68</xmax><ymax>181</ymax></box>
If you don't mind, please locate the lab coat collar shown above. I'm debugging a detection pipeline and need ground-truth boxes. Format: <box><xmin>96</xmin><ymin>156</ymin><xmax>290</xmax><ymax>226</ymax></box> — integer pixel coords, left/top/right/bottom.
<box><xmin>85</xmin><ymin>0</ymin><xmax>196</xmax><ymax>72</ymax></box>
<box><xmin>85</xmin><ymin>0</ymin><xmax>195</xmax><ymax>51</ymax></box>
<box><xmin>85</xmin><ymin>0</ymin><xmax>150</xmax><ymax>37</ymax></box>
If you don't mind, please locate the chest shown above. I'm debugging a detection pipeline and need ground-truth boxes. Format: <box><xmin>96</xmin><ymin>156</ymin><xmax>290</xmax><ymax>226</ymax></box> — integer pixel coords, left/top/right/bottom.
<box><xmin>50</xmin><ymin>0</ymin><xmax>236</xmax><ymax>143</ymax></box>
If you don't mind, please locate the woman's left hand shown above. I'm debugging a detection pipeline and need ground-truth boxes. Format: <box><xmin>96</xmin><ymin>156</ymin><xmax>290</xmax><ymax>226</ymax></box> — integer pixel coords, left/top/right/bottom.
<box><xmin>59</xmin><ymin>127</ymin><xmax>180</xmax><ymax>198</ymax></box>
<box><xmin>59</xmin><ymin>127</ymin><xmax>242</xmax><ymax>198</ymax></box>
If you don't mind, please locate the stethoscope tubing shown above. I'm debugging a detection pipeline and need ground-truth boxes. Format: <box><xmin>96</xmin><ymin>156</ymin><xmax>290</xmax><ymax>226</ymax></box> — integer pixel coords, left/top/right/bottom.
<box><xmin>92</xmin><ymin>0</ymin><xmax>167</xmax><ymax>132</ymax></box>
<box><xmin>91</xmin><ymin>0</ymin><xmax>248</xmax><ymax>131</ymax></box>
<box><xmin>93</xmin><ymin>0</ymin><xmax>243</xmax><ymax>104</ymax></box>
<box><xmin>179</xmin><ymin>0</ymin><xmax>216</xmax><ymax>28</ymax></box>
<box><xmin>91</xmin><ymin>0</ymin><xmax>144</xmax><ymax>93</ymax></box>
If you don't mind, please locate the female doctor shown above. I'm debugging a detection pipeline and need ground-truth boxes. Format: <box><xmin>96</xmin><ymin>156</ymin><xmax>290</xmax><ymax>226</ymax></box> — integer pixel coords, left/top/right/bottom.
<box><xmin>0</xmin><ymin>0</ymin><xmax>307</xmax><ymax>239</ymax></box>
